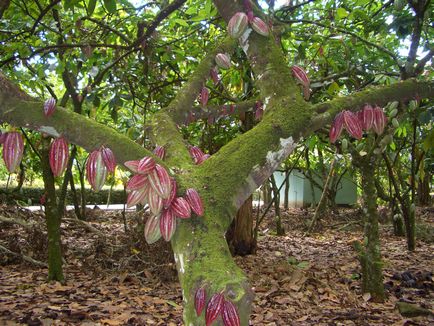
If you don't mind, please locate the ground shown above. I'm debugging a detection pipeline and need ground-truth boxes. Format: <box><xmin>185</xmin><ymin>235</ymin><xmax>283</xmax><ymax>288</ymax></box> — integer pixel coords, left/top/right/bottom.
<box><xmin>0</xmin><ymin>204</ymin><xmax>432</xmax><ymax>325</ymax></box>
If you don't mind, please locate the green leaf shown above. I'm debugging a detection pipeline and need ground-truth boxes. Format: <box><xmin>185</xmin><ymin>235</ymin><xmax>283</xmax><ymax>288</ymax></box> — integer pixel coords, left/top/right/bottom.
<box><xmin>422</xmin><ymin>129</ymin><xmax>434</xmax><ymax>152</ymax></box>
<box><xmin>87</xmin><ymin>0</ymin><xmax>97</xmax><ymax>16</ymax></box>
<box><xmin>336</xmin><ymin>8</ymin><xmax>348</xmax><ymax>19</ymax></box>
<box><xmin>173</xmin><ymin>18</ymin><xmax>189</xmax><ymax>27</ymax></box>
<box><xmin>327</xmin><ymin>82</ymin><xmax>340</xmax><ymax>96</ymax></box>
<box><xmin>103</xmin><ymin>0</ymin><xmax>116</xmax><ymax>14</ymax></box>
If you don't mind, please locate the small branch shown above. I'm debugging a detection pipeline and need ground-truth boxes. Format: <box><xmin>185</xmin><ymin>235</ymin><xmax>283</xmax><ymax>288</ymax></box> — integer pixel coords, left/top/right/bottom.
<box><xmin>63</xmin><ymin>218</ymin><xmax>105</xmax><ymax>237</ymax></box>
<box><xmin>0</xmin><ymin>215</ymin><xmax>36</xmax><ymax>229</ymax></box>
<box><xmin>0</xmin><ymin>244</ymin><xmax>47</xmax><ymax>267</ymax></box>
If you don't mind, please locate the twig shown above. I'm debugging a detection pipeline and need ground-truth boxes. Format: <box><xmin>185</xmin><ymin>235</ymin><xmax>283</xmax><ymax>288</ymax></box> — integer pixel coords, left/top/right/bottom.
<box><xmin>0</xmin><ymin>244</ymin><xmax>47</xmax><ymax>267</ymax></box>
<box><xmin>0</xmin><ymin>215</ymin><xmax>36</xmax><ymax>229</ymax></box>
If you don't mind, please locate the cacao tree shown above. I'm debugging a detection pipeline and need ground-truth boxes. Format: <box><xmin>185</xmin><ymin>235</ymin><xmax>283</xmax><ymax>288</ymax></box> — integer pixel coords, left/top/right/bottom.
<box><xmin>1</xmin><ymin>0</ymin><xmax>433</xmax><ymax>324</ymax></box>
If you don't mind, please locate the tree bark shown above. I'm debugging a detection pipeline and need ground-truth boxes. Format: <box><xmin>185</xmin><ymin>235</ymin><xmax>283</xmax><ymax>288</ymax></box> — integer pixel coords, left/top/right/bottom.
<box><xmin>270</xmin><ymin>175</ymin><xmax>284</xmax><ymax>236</ymax></box>
<box><xmin>40</xmin><ymin>137</ymin><xmax>64</xmax><ymax>282</ymax></box>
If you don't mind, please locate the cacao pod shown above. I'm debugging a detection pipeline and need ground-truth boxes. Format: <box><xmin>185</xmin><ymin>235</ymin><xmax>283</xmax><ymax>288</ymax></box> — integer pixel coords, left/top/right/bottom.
<box><xmin>372</xmin><ymin>106</ymin><xmax>387</xmax><ymax>135</ymax></box>
<box><xmin>291</xmin><ymin>65</ymin><xmax>310</xmax><ymax>100</ymax></box>
<box><xmin>389</xmin><ymin>108</ymin><xmax>398</xmax><ymax>118</ymax></box>
<box><xmin>86</xmin><ymin>150</ymin><xmax>108</xmax><ymax>192</ymax></box>
<box><xmin>148</xmin><ymin>187</ymin><xmax>163</xmax><ymax>215</ymax></box>
<box><xmin>185</xmin><ymin>188</ymin><xmax>204</xmax><ymax>216</ymax></box>
<box><xmin>189</xmin><ymin>146</ymin><xmax>205</xmax><ymax>163</ymax></box>
<box><xmin>2</xmin><ymin>131</ymin><xmax>24</xmax><ymax>173</ymax></box>
<box><xmin>101</xmin><ymin>146</ymin><xmax>116</xmax><ymax>173</ymax></box>
<box><xmin>250</xmin><ymin>16</ymin><xmax>269</xmax><ymax>37</ymax></box>
<box><xmin>163</xmin><ymin>177</ymin><xmax>177</xmax><ymax>209</ymax></box>
<box><xmin>138</xmin><ymin>156</ymin><xmax>156</xmax><ymax>174</ymax></box>
<box><xmin>392</xmin><ymin>118</ymin><xmax>399</xmax><ymax>128</ymax></box>
<box><xmin>0</xmin><ymin>131</ymin><xmax>5</xmax><ymax>144</ymax></box>
<box><xmin>124</xmin><ymin>160</ymin><xmax>140</xmax><ymax>173</ymax></box>
<box><xmin>43</xmin><ymin>98</ymin><xmax>56</xmax><ymax>117</ymax></box>
<box><xmin>210</xmin><ymin>68</ymin><xmax>220</xmax><ymax>86</ymax></box>
<box><xmin>148</xmin><ymin>164</ymin><xmax>171</xmax><ymax>199</ymax></box>
<box><xmin>343</xmin><ymin>110</ymin><xmax>362</xmax><ymax>139</ymax></box>
<box><xmin>205</xmin><ymin>293</ymin><xmax>224</xmax><ymax>326</ymax></box>
<box><xmin>200</xmin><ymin>87</ymin><xmax>210</xmax><ymax>108</ymax></box>
<box><xmin>126</xmin><ymin>174</ymin><xmax>149</xmax><ymax>191</ymax></box>
<box><xmin>196</xmin><ymin>154</ymin><xmax>211</xmax><ymax>165</ymax></box>
<box><xmin>215</xmin><ymin>53</ymin><xmax>231</xmax><ymax>70</ymax></box>
<box><xmin>360</xmin><ymin>104</ymin><xmax>374</xmax><ymax>131</ymax></box>
<box><xmin>171</xmin><ymin>197</ymin><xmax>191</xmax><ymax>219</ymax></box>
<box><xmin>330</xmin><ymin>112</ymin><xmax>344</xmax><ymax>143</ymax></box>
<box><xmin>160</xmin><ymin>208</ymin><xmax>176</xmax><ymax>241</ymax></box>
<box><xmin>222</xmin><ymin>300</ymin><xmax>240</xmax><ymax>326</ymax></box>
<box><xmin>126</xmin><ymin>188</ymin><xmax>149</xmax><ymax>208</ymax></box>
<box><xmin>227</xmin><ymin>12</ymin><xmax>248</xmax><ymax>38</ymax></box>
<box><xmin>49</xmin><ymin>137</ymin><xmax>69</xmax><ymax>177</ymax></box>
<box><xmin>195</xmin><ymin>287</ymin><xmax>206</xmax><ymax>316</ymax></box>
<box><xmin>144</xmin><ymin>214</ymin><xmax>162</xmax><ymax>244</ymax></box>
<box><xmin>153</xmin><ymin>145</ymin><xmax>166</xmax><ymax>160</ymax></box>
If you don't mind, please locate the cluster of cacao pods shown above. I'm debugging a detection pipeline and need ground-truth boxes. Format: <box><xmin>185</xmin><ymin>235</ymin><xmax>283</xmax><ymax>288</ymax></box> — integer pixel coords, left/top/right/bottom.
<box><xmin>189</xmin><ymin>146</ymin><xmax>210</xmax><ymax>165</ymax></box>
<box><xmin>330</xmin><ymin>104</ymin><xmax>388</xmax><ymax>143</ymax></box>
<box><xmin>228</xmin><ymin>3</ymin><xmax>269</xmax><ymax>39</ymax></box>
<box><xmin>125</xmin><ymin>155</ymin><xmax>204</xmax><ymax>243</ymax></box>
<box><xmin>1</xmin><ymin>131</ymin><xmax>24</xmax><ymax>173</ymax></box>
<box><xmin>291</xmin><ymin>65</ymin><xmax>311</xmax><ymax>100</ymax></box>
<box><xmin>86</xmin><ymin>146</ymin><xmax>116</xmax><ymax>191</ymax></box>
<box><xmin>195</xmin><ymin>287</ymin><xmax>240</xmax><ymax>326</ymax></box>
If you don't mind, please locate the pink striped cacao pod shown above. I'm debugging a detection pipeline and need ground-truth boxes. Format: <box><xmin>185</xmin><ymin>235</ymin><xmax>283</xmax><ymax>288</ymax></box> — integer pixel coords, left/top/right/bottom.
<box><xmin>372</xmin><ymin>106</ymin><xmax>387</xmax><ymax>135</ymax></box>
<box><xmin>255</xmin><ymin>101</ymin><xmax>264</xmax><ymax>121</ymax></box>
<box><xmin>2</xmin><ymin>131</ymin><xmax>24</xmax><ymax>173</ymax></box>
<box><xmin>124</xmin><ymin>160</ymin><xmax>139</xmax><ymax>173</ymax></box>
<box><xmin>126</xmin><ymin>174</ymin><xmax>149</xmax><ymax>192</ymax></box>
<box><xmin>126</xmin><ymin>188</ymin><xmax>149</xmax><ymax>208</ymax></box>
<box><xmin>343</xmin><ymin>110</ymin><xmax>362</xmax><ymax>139</ymax></box>
<box><xmin>206</xmin><ymin>293</ymin><xmax>224</xmax><ymax>326</ymax></box>
<box><xmin>171</xmin><ymin>197</ymin><xmax>191</xmax><ymax>219</ymax></box>
<box><xmin>210</xmin><ymin>68</ymin><xmax>220</xmax><ymax>86</ymax></box>
<box><xmin>148</xmin><ymin>164</ymin><xmax>171</xmax><ymax>199</ymax></box>
<box><xmin>43</xmin><ymin>98</ymin><xmax>56</xmax><ymax>117</ymax></box>
<box><xmin>222</xmin><ymin>300</ymin><xmax>241</xmax><ymax>326</ymax></box>
<box><xmin>138</xmin><ymin>156</ymin><xmax>156</xmax><ymax>174</ymax></box>
<box><xmin>153</xmin><ymin>145</ymin><xmax>166</xmax><ymax>160</ymax></box>
<box><xmin>359</xmin><ymin>104</ymin><xmax>374</xmax><ymax>131</ymax></box>
<box><xmin>195</xmin><ymin>287</ymin><xmax>206</xmax><ymax>316</ymax></box>
<box><xmin>250</xmin><ymin>16</ymin><xmax>269</xmax><ymax>37</ymax></box>
<box><xmin>0</xmin><ymin>131</ymin><xmax>6</xmax><ymax>144</ymax></box>
<box><xmin>329</xmin><ymin>112</ymin><xmax>344</xmax><ymax>143</ymax></box>
<box><xmin>86</xmin><ymin>150</ymin><xmax>108</xmax><ymax>192</ymax></box>
<box><xmin>101</xmin><ymin>146</ymin><xmax>116</xmax><ymax>173</ymax></box>
<box><xmin>200</xmin><ymin>87</ymin><xmax>209</xmax><ymax>108</ymax></box>
<box><xmin>144</xmin><ymin>213</ymin><xmax>162</xmax><ymax>244</ymax></box>
<box><xmin>195</xmin><ymin>154</ymin><xmax>210</xmax><ymax>165</ymax></box>
<box><xmin>215</xmin><ymin>53</ymin><xmax>231</xmax><ymax>70</ymax></box>
<box><xmin>148</xmin><ymin>188</ymin><xmax>163</xmax><ymax>215</ymax></box>
<box><xmin>291</xmin><ymin>65</ymin><xmax>310</xmax><ymax>100</ymax></box>
<box><xmin>227</xmin><ymin>12</ymin><xmax>248</xmax><ymax>38</ymax></box>
<box><xmin>49</xmin><ymin>137</ymin><xmax>69</xmax><ymax>177</ymax></box>
<box><xmin>185</xmin><ymin>188</ymin><xmax>204</xmax><ymax>216</ymax></box>
<box><xmin>163</xmin><ymin>177</ymin><xmax>177</xmax><ymax>209</ymax></box>
<box><xmin>189</xmin><ymin>146</ymin><xmax>205</xmax><ymax>163</ymax></box>
<box><xmin>160</xmin><ymin>208</ymin><xmax>176</xmax><ymax>241</ymax></box>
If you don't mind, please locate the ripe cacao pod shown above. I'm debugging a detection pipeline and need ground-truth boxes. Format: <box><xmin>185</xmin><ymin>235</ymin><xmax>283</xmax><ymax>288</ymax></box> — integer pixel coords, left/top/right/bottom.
<box><xmin>144</xmin><ymin>214</ymin><xmax>162</xmax><ymax>244</ymax></box>
<box><xmin>138</xmin><ymin>156</ymin><xmax>156</xmax><ymax>174</ymax></box>
<box><xmin>250</xmin><ymin>16</ymin><xmax>269</xmax><ymax>37</ymax></box>
<box><xmin>49</xmin><ymin>137</ymin><xmax>69</xmax><ymax>177</ymax></box>
<box><xmin>196</xmin><ymin>154</ymin><xmax>210</xmax><ymax>165</ymax></box>
<box><xmin>189</xmin><ymin>146</ymin><xmax>205</xmax><ymax>164</ymax></box>
<box><xmin>124</xmin><ymin>160</ymin><xmax>140</xmax><ymax>173</ymax></box>
<box><xmin>195</xmin><ymin>287</ymin><xmax>206</xmax><ymax>316</ymax></box>
<box><xmin>372</xmin><ymin>106</ymin><xmax>387</xmax><ymax>135</ymax></box>
<box><xmin>126</xmin><ymin>188</ymin><xmax>149</xmax><ymax>208</ymax></box>
<box><xmin>163</xmin><ymin>177</ymin><xmax>177</xmax><ymax>209</ymax></box>
<box><xmin>101</xmin><ymin>146</ymin><xmax>116</xmax><ymax>173</ymax></box>
<box><xmin>126</xmin><ymin>174</ymin><xmax>149</xmax><ymax>192</ymax></box>
<box><xmin>215</xmin><ymin>53</ymin><xmax>231</xmax><ymax>70</ymax></box>
<box><xmin>222</xmin><ymin>300</ymin><xmax>240</xmax><ymax>326</ymax></box>
<box><xmin>160</xmin><ymin>208</ymin><xmax>176</xmax><ymax>241</ymax></box>
<box><xmin>148</xmin><ymin>187</ymin><xmax>163</xmax><ymax>215</ymax></box>
<box><xmin>200</xmin><ymin>87</ymin><xmax>210</xmax><ymax>108</ymax></box>
<box><xmin>205</xmin><ymin>293</ymin><xmax>224</xmax><ymax>326</ymax></box>
<box><xmin>227</xmin><ymin>12</ymin><xmax>248</xmax><ymax>38</ymax></box>
<box><xmin>185</xmin><ymin>188</ymin><xmax>204</xmax><ymax>216</ymax></box>
<box><xmin>291</xmin><ymin>65</ymin><xmax>310</xmax><ymax>100</ymax></box>
<box><xmin>343</xmin><ymin>110</ymin><xmax>362</xmax><ymax>139</ymax></box>
<box><xmin>171</xmin><ymin>197</ymin><xmax>191</xmax><ymax>219</ymax></box>
<box><xmin>329</xmin><ymin>112</ymin><xmax>344</xmax><ymax>143</ymax></box>
<box><xmin>210</xmin><ymin>68</ymin><xmax>220</xmax><ymax>86</ymax></box>
<box><xmin>43</xmin><ymin>98</ymin><xmax>56</xmax><ymax>117</ymax></box>
<box><xmin>148</xmin><ymin>164</ymin><xmax>171</xmax><ymax>199</ymax></box>
<box><xmin>153</xmin><ymin>145</ymin><xmax>166</xmax><ymax>160</ymax></box>
<box><xmin>2</xmin><ymin>131</ymin><xmax>24</xmax><ymax>173</ymax></box>
<box><xmin>86</xmin><ymin>150</ymin><xmax>108</xmax><ymax>192</ymax></box>
<box><xmin>359</xmin><ymin>104</ymin><xmax>374</xmax><ymax>131</ymax></box>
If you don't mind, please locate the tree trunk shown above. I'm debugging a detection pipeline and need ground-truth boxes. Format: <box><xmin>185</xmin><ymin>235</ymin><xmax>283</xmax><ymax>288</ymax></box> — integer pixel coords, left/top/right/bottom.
<box><xmin>402</xmin><ymin>195</ymin><xmax>416</xmax><ymax>251</ymax></box>
<box><xmin>358</xmin><ymin>159</ymin><xmax>385</xmax><ymax>302</ymax></box>
<box><xmin>40</xmin><ymin>137</ymin><xmax>64</xmax><ymax>282</ymax></box>
<box><xmin>283</xmin><ymin>169</ymin><xmax>290</xmax><ymax>210</ymax></box>
<box><xmin>417</xmin><ymin>171</ymin><xmax>431</xmax><ymax>206</ymax></box>
<box><xmin>227</xmin><ymin>195</ymin><xmax>256</xmax><ymax>256</ymax></box>
<box><xmin>270</xmin><ymin>175</ymin><xmax>284</xmax><ymax>236</ymax></box>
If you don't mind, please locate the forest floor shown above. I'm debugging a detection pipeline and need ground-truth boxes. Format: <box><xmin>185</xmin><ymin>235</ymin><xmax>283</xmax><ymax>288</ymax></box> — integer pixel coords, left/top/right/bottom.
<box><xmin>0</xmin><ymin>204</ymin><xmax>433</xmax><ymax>326</ymax></box>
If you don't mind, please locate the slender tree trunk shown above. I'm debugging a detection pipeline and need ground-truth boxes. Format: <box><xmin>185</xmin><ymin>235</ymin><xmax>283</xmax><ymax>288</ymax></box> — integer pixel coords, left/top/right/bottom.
<box><xmin>270</xmin><ymin>175</ymin><xmax>284</xmax><ymax>235</ymax></box>
<box><xmin>227</xmin><ymin>195</ymin><xmax>256</xmax><ymax>256</ymax></box>
<box><xmin>283</xmin><ymin>169</ymin><xmax>290</xmax><ymax>210</ymax></box>
<box><xmin>40</xmin><ymin>137</ymin><xmax>64</xmax><ymax>282</ymax></box>
<box><xmin>417</xmin><ymin>172</ymin><xmax>431</xmax><ymax>206</ymax></box>
<box><xmin>358</xmin><ymin>159</ymin><xmax>385</xmax><ymax>302</ymax></box>
<box><xmin>77</xmin><ymin>161</ymin><xmax>87</xmax><ymax>220</ymax></box>
<box><xmin>402</xmin><ymin>194</ymin><xmax>416</xmax><ymax>251</ymax></box>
